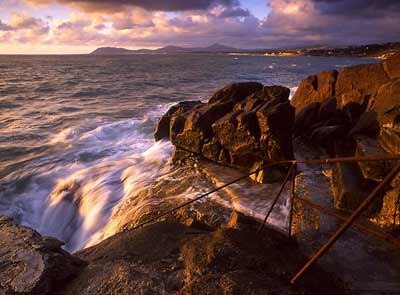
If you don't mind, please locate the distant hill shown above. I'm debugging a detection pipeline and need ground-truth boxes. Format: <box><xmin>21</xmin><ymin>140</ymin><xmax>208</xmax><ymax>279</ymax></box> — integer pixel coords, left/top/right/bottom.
<box><xmin>90</xmin><ymin>42</ymin><xmax>400</xmax><ymax>58</ymax></box>
<box><xmin>90</xmin><ymin>43</ymin><xmax>240</xmax><ymax>55</ymax></box>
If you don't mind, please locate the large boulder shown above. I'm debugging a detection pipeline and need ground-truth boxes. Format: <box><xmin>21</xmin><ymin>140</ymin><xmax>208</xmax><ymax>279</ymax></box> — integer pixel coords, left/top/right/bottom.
<box><xmin>291</xmin><ymin>70</ymin><xmax>338</xmax><ymax>112</ymax></box>
<box><xmin>157</xmin><ymin>83</ymin><xmax>295</xmax><ymax>183</ymax></box>
<box><xmin>0</xmin><ymin>216</ymin><xmax>83</xmax><ymax>295</ymax></box>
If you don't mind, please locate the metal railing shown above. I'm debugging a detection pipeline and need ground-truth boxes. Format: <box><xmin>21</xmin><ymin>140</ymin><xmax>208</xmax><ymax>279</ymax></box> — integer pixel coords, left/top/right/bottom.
<box><xmin>128</xmin><ymin>153</ymin><xmax>400</xmax><ymax>284</ymax></box>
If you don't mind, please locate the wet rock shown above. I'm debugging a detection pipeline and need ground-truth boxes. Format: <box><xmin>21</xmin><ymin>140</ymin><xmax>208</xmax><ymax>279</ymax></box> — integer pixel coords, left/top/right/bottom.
<box><xmin>154</xmin><ymin>100</ymin><xmax>203</xmax><ymax>141</ymax></box>
<box><xmin>336</xmin><ymin>63</ymin><xmax>390</xmax><ymax>107</ymax></box>
<box><xmin>225</xmin><ymin>211</ymin><xmax>261</xmax><ymax>231</ymax></box>
<box><xmin>331</xmin><ymin>162</ymin><xmax>381</xmax><ymax>215</ymax></box>
<box><xmin>208</xmin><ymin>82</ymin><xmax>263</xmax><ymax>104</ymax></box>
<box><xmin>0</xmin><ymin>216</ymin><xmax>83</xmax><ymax>295</ymax></box>
<box><xmin>291</xmin><ymin>70</ymin><xmax>338</xmax><ymax>112</ymax></box>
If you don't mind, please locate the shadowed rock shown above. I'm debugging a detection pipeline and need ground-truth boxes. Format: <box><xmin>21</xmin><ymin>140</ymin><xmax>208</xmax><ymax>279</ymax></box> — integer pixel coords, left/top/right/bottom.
<box><xmin>331</xmin><ymin>162</ymin><xmax>381</xmax><ymax>215</ymax></box>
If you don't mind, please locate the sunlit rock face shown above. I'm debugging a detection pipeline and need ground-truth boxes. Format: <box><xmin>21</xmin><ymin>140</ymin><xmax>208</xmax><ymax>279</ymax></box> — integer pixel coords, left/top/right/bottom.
<box><xmin>155</xmin><ymin>82</ymin><xmax>295</xmax><ymax>184</ymax></box>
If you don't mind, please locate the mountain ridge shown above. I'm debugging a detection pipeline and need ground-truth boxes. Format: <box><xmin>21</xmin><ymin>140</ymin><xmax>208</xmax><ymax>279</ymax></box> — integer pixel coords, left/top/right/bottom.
<box><xmin>90</xmin><ymin>43</ymin><xmax>240</xmax><ymax>55</ymax></box>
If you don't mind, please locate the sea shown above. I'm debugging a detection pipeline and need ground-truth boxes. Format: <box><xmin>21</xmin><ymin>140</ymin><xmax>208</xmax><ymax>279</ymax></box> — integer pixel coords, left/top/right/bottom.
<box><xmin>0</xmin><ymin>54</ymin><xmax>375</xmax><ymax>252</ymax></box>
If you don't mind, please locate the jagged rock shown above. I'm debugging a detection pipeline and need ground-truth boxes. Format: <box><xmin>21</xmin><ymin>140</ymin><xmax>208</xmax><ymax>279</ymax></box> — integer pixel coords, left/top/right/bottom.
<box><xmin>331</xmin><ymin>162</ymin><xmax>381</xmax><ymax>215</ymax></box>
<box><xmin>355</xmin><ymin>136</ymin><xmax>394</xmax><ymax>181</ymax></box>
<box><xmin>291</xmin><ymin>70</ymin><xmax>338</xmax><ymax>112</ymax></box>
<box><xmin>343</xmin><ymin>102</ymin><xmax>364</xmax><ymax>125</ymax></box>
<box><xmin>336</xmin><ymin>63</ymin><xmax>390</xmax><ymax>107</ymax></box>
<box><xmin>208</xmin><ymin>82</ymin><xmax>263</xmax><ymax>104</ymax></box>
<box><xmin>158</xmin><ymin>83</ymin><xmax>294</xmax><ymax>182</ymax></box>
<box><xmin>154</xmin><ymin>100</ymin><xmax>204</xmax><ymax>141</ymax></box>
<box><xmin>318</xmin><ymin>96</ymin><xmax>337</xmax><ymax>121</ymax></box>
<box><xmin>379</xmin><ymin>128</ymin><xmax>400</xmax><ymax>154</ymax></box>
<box><xmin>371</xmin><ymin>78</ymin><xmax>400</xmax><ymax>127</ymax></box>
<box><xmin>349</xmin><ymin>111</ymin><xmax>380</xmax><ymax>138</ymax></box>
<box><xmin>383</xmin><ymin>53</ymin><xmax>400</xmax><ymax>79</ymax></box>
<box><xmin>0</xmin><ymin>216</ymin><xmax>83</xmax><ymax>295</ymax></box>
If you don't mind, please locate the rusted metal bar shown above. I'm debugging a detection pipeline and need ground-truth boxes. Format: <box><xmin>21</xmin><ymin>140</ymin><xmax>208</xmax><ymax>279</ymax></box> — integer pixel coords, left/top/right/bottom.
<box><xmin>294</xmin><ymin>196</ymin><xmax>400</xmax><ymax>248</ymax></box>
<box><xmin>257</xmin><ymin>163</ymin><xmax>295</xmax><ymax>233</ymax></box>
<box><xmin>129</xmin><ymin>154</ymin><xmax>400</xmax><ymax>232</ymax></box>
<box><xmin>290</xmin><ymin>161</ymin><xmax>400</xmax><ymax>285</ymax></box>
<box><xmin>288</xmin><ymin>163</ymin><xmax>297</xmax><ymax>237</ymax></box>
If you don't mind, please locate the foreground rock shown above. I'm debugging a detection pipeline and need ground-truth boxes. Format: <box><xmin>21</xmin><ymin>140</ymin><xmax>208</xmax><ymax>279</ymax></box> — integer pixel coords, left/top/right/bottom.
<box><xmin>155</xmin><ymin>82</ymin><xmax>295</xmax><ymax>183</ymax></box>
<box><xmin>58</xmin><ymin>220</ymin><xmax>347</xmax><ymax>295</ymax></box>
<box><xmin>0</xmin><ymin>216</ymin><xmax>83</xmax><ymax>295</ymax></box>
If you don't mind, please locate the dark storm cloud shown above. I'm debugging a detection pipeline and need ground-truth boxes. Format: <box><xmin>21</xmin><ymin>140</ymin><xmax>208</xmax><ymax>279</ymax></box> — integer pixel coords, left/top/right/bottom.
<box><xmin>218</xmin><ymin>7</ymin><xmax>250</xmax><ymax>18</ymax></box>
<box><xmin>311</xmin><ymin>0</ymin><xmax>400</xmax><ymax>16</ymax></box>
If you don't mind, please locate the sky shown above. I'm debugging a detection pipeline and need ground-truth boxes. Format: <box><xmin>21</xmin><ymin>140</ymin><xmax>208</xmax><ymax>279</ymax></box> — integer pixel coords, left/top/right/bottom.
<box><xmin>0</xmin><ymin>0</ymin><xmax>399</xmax><ymax>54</ymax></box>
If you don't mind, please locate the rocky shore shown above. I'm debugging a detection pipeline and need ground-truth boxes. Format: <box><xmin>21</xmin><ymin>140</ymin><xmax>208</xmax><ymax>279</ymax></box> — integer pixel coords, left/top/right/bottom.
<box><xmin>1</xmin><ymin>54</ymin><xmax>400</xmax><ymax>294</ymax></box>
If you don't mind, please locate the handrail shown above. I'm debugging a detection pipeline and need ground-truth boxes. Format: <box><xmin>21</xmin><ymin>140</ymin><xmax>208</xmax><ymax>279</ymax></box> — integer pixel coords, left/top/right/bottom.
<box><xmin>125</xmin><ymin>153</ymin><xmax>400</xmax><ymax>284</ymax></box>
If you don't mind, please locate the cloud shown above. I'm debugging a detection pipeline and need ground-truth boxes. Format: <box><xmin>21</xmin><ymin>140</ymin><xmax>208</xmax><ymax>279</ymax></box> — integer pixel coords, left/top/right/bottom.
<box><xmin>0</xmin><ymin>20</ymin><xmax>13</xmax><ymax>31</ymax></box>
<box><xmin>217</xmin><ymin>7</ymin><xmax>250</xmax><ymax>18</ymax></box>
<box><xmin>0</xmin><ymin>13</ymin><xmax>50</xmax><ymax>44</ymax></box>
<box><xmin>261</xmin><ymin>0</ymin><xmax>400</xmax><ymax>47</ymax></box>
<box><xmin>24</xmin><ymin>0</ymin><xmax>237</xmax><ymax>12</ymax></box>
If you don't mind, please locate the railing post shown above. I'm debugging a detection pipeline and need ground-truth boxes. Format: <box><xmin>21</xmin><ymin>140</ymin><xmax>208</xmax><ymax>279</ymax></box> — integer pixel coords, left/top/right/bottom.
<box><xmin>257</xmin><ymin>162</ymin><xmax>295</xmax><ymax>234</ymax></box>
